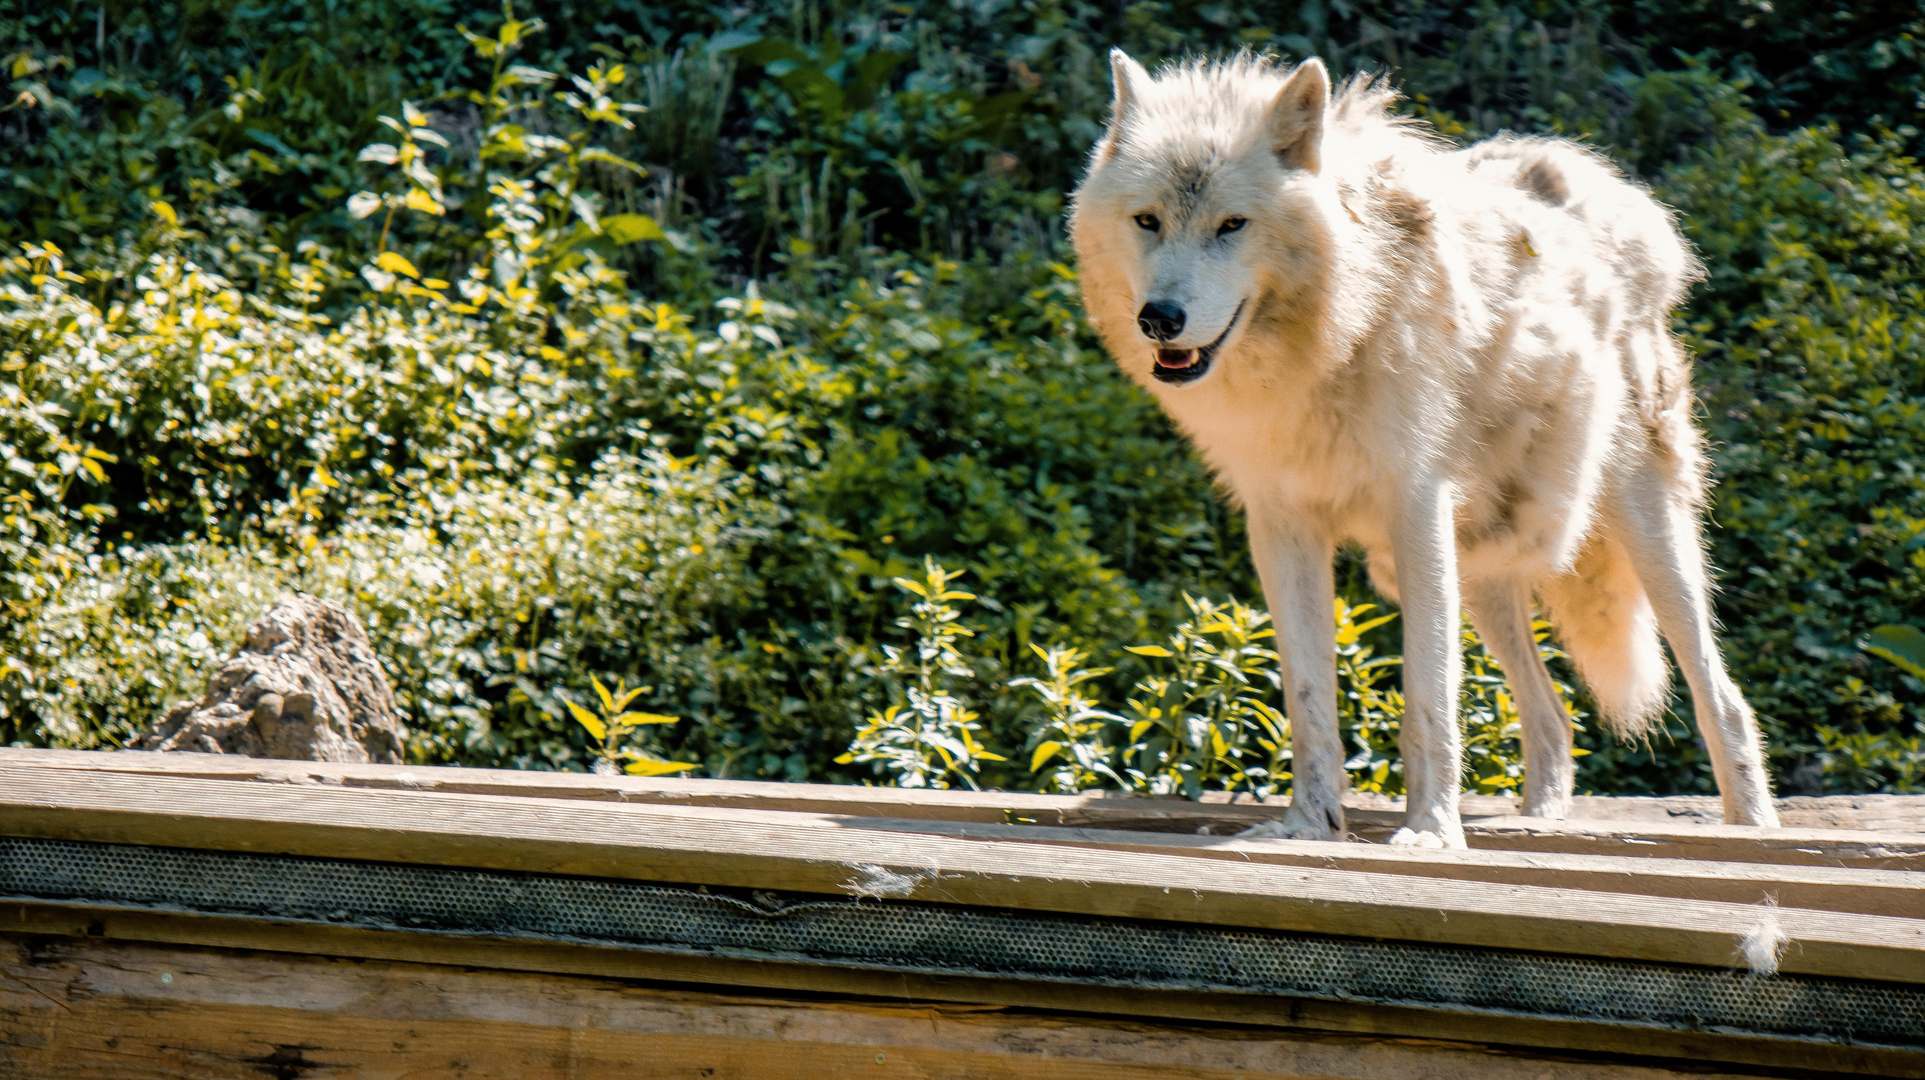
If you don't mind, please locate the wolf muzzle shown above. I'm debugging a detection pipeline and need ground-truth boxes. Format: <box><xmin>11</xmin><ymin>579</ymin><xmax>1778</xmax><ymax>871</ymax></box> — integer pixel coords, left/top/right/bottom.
<box><xmin>1150</xmin><ymin>300</ymin><xmax>1244</xmax><ymax>386</ymax></box>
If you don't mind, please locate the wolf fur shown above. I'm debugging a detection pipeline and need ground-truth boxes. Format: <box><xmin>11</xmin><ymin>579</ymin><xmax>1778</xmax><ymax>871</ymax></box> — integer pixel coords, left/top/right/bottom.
<box><xmin>1069</xmin><ymin>52</ymin><xmax>1777</xmax><ymax>846</ymax></box>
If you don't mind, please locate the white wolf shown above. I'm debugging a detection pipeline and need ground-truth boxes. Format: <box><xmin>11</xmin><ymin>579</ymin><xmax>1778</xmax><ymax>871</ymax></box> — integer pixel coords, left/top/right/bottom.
<box><xmin>1069</xmin><ymin>52</ymin><xmax>1778</xmax><ymax>846</ymax></box>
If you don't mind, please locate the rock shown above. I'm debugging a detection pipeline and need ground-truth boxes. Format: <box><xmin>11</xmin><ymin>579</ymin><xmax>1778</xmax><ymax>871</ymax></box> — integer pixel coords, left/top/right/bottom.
<box><xmin>135</xmin><ymin>595</ymin><xmax>406</xmax><ymax>762</ymax></box>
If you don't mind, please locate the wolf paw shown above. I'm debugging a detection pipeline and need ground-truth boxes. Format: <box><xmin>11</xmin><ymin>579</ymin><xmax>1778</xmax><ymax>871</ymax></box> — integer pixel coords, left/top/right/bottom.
<box><xmin>1387</xmin><ymin>823</ymin><xmax>1468</xmax><ymax>850</ymax></box>
<box><xmin>1389</xmin><ymin>801</ymin><xmax>1467</xmax><ymax>849</ymax></box>
<box><xmin>1237</xmin><ymin>802</ymin><xmax>1341</xmax><ymax>841</ymax></box>
<box><xmin>1518</xmin><ymin>793</ymin><xmax>1572</xmax><ymax>821</ymax></box>
<box><xmin>1723</xmin><ymin>798</ymin><xmax>1780</xmax><ymax>828</ymax></box>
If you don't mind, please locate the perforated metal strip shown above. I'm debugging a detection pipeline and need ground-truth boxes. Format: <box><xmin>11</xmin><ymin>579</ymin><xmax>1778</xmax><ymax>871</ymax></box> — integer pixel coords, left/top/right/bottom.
<box><xmin>1</xmin><ymin>836</ymin><xmax>1919</xmax><ymax>1046</ymax></box>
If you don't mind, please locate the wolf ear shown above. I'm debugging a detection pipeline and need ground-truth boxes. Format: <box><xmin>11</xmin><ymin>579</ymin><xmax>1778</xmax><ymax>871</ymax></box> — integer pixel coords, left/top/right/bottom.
<box><xmin>1108</xmin><ymin>49</ymin><xmax>1151</xmax><ymax>125</ymax></box>
<box><xmin>1264</xmin><ymin>58</ymin><xmax>1330</xmax><ymax>173</ymax></box>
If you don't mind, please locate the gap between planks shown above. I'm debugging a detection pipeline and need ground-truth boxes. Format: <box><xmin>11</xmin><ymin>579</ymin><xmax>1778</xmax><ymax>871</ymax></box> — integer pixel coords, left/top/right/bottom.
<box><xmin>1</xmin><ymin>765</ymin><xmax>1922</xmax><ymax>983</ymax></box>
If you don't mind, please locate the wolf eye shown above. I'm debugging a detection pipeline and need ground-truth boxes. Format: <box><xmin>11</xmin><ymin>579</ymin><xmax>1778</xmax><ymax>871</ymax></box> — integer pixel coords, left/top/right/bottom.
<box><xmin>1133</xmin><ymin>213</ymin><xmax>1161</xmax><ymax>232</ymax></box>
<box><xmin>1217</xmin><ymin>216</ymin><xmax>1247</xmax><ymax>236</ymax></box>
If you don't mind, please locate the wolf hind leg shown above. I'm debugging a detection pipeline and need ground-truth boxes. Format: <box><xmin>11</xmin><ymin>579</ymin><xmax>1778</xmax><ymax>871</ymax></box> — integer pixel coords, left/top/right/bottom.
<box><xmin>1605</xmin><ymin>468</ymin><xmax>1779</xmax><ymax>826</ymax></box>
<box><xmin>1463</xmin><ymin>577</ymin><xmax>1575</xmax><ymax>819</ymax></box>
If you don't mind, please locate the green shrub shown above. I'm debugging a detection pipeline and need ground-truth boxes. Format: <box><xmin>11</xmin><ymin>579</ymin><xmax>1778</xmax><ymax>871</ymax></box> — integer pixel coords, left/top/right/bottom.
<box><xmin>3</xmin><ymin>0</ymin><xmax>1922</xmax><ymax>800</ymax></box>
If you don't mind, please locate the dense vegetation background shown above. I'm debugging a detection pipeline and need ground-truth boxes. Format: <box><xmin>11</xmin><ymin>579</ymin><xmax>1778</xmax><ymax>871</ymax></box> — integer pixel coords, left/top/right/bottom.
<box><xmin>2</xmin><ymin>0</ymin><xmax>1922</xmax><ymax>795</ymax></box>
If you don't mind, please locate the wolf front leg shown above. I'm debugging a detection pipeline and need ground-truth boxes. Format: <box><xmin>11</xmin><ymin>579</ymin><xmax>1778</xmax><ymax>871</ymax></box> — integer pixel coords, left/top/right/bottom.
<box><xmin>1239</xmin><ymin>511</ymin><xmax>1346</xmax><ymax>841</ymax></box>
<box><xmin>1389</xmin><ymin>478</ymin><xmax>1468</xmax><ymax>848</ymax></box>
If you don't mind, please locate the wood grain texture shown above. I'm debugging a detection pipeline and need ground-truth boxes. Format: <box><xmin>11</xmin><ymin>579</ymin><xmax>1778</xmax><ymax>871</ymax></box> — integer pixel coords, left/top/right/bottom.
<box><xmin>0</xmin><ymin>934</ymin><xmax>1807</xmax><ymax>1080</ymax></box>
<box><xmin>2</xmin><ymin>766</ymin><xmax>1922</xmax><ymax>982</ymax></box>
<box><xmin>9</xmin><ymin>904</ymin><xmax>1918</xmax><ymax>1079</ymax></box>
<box><xmin>4</xmin><ymin>749</ymin><xmax>1920</xmax><ymax>866</ymax></box>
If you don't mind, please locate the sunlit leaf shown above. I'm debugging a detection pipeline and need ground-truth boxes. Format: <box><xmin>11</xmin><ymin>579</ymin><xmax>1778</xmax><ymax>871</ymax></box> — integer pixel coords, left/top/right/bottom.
<box><xmin>374</xmin><ymin>251</ymin><xmax>419</xmax><ymax>279</ymax></box>
<box><xmin>579</xmin><ymin>147</ymin><xmax>646</xmax><ymax>176</ymax></box>
<box><xmin>566</xmin><ymin>700</ymin><xmax>605</xmax><ymax>740</ymax></box>
<box><xmin>612</xmin><ymin>711</ymin><xmax>678</xmax><ymax>728</ymax></box>
<box><xmin>1866</xmin><ymin>626</ymin><xmax>1925</xmax><ymax>679</ymax></box>
<box><xmin>624</xmin><ymin>758</ymin><xmax>698</xmax><ymax>776</ymax></box>
<box><xmin>1029</xmin><ymin>741</ymin><xmax>1062</xmax><ymax>771</ymax></box>
<box><xmin>600</xmin><ymin>213</ymin><xmax>664</xmax><ymax>244</ymax></box>
<box><xmin>403</xmin><ymin>188</ymin><xmax>445</xmax><ymax>216</ymax></box>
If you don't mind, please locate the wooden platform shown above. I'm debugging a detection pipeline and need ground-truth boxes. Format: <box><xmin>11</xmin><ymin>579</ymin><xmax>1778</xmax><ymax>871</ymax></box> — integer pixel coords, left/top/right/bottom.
<box><xmin>0</xmin><ymin>747</ymin><xmax>1921</xmax><ymax>1078</ymax></box>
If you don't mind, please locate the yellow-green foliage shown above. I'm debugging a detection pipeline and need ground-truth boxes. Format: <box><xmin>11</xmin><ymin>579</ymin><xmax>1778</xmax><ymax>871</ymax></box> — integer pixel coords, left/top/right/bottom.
<box><xmin>3</xmin><ymin>0</ymin><xmax>1923</xmax><ymax>797</ymax></box>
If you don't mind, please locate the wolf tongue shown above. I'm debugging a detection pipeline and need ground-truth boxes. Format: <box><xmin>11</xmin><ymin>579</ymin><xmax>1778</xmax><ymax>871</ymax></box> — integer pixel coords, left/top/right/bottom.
<box><xmin>1156</xmin><ymin>348</ymin><xmax>1197</xmax><ymax>369</ymax></box>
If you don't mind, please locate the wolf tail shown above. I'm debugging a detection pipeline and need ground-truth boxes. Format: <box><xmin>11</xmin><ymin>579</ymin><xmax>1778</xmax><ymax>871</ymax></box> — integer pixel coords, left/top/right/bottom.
<box><xmin>1539</xmin><ymin>531</ymin><xmax>1669</xmax><ymax>739</ymax></box>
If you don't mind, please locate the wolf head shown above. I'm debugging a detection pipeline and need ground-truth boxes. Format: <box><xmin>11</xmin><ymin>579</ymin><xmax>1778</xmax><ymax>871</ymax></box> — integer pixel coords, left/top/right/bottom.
<box><xmin>1070</xmin><ymin>52</ymin><xmax>1346</xmax><ymax>390</ymax></box>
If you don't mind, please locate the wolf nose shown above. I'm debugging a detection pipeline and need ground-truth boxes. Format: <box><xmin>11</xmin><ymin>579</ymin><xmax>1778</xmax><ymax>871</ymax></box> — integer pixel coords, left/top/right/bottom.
<box><xmin>1137</xmin><ymin>301</ymin><xmax>1186</xmax><ymax>341</ymax></box>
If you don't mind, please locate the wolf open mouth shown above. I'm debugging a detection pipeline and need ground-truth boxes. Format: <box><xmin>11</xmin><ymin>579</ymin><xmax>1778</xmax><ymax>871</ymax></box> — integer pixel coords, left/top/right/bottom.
<box><xmin>1152</xmin><ymin>301</ymin><xmax>1245</xmax><ymax>385</ymax></box>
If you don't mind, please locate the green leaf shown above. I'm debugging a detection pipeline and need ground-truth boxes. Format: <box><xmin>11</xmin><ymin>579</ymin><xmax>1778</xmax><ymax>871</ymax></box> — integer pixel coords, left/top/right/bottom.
<box><xmin>1029</xmin><ymin>741</ymin><xmax>1062</xmax><ymax>771</ymax></box>
<box><xmin>1866</xmin><ymin>625</ymin><xmax>1925</xmax><ymax>679</ymax></box>
<box><xmin>566</xmin><ymin>700</ymin><xmax>604</xmax><ymax>740</ymax></box>
<box><xmin>599</xmin><ymin>213</ymin><xmax>665</xmax><ymax>244</ymax></box>
<box><xmin>1125</xmin><ymin>645</ymin><xmax>1173</xmax><ymax>657</ymax></box>
<box><xmin>591</xmin><ymin>676</ymin><xmax>615</xmax><ymax>713</ymax></box>
<box><xmin>707</xmin><ymin>30</ymin><xmax>763</xmax><ymax>54</ymax></box>
<box><xmin>722</xmin><ymin>36</ymin><xmax>811</xmax><ymax>67</ymax></box>
<box><xmin>612</xmin><ymin>684</ymin><xmax>648</xmax><ymax>712</ymax></box>
<box><xmin>579</xmin><ymin>147</ymin><xmax>647</xmax><ymax>177</ymax></box>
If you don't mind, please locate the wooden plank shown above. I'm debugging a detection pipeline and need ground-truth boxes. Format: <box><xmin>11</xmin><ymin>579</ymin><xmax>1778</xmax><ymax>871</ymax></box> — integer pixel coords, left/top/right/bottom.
<box><xmin>1</xmin><ymin>766</ymin><xmax>1921</xmax><ymax>983</ymax></box>
<box><xmin>5</xmin><ymin>748</ymin><xmax>1922</xmax><ymax>867</ymax></box>
<box><xmin>7</xmin><ymin>753</ymin><xmax>1909</xmax><ymax>916</ymax></box>
<box><xmin>0</xmin><ymin>934</ymin><xmax>1796</xmax><ymax>1080</ymax></box>
<box><xmin>8</xmin><ymin>904</ymin><xmax>1918</xmax><ymax>1079</ymax></box>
